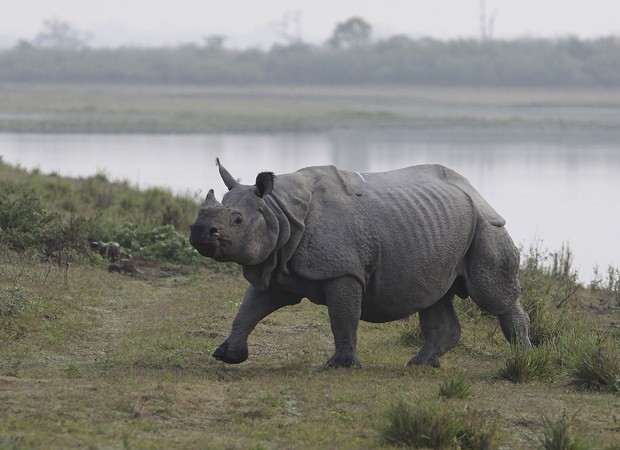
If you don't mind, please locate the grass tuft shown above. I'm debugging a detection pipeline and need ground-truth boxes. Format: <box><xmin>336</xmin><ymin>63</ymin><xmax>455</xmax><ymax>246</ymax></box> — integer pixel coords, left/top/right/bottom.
<box><xmin>538</xmin><ymin>411</ymin><xmax>587</xmax><ymax>450</ymax></box>
<box><xmin>438</xmin><ymin>371</ymin><xmax>472</xmax><ymax>399</ymax></box>
<box><xmin>568</xmin><ymin>338</ymin><xmax>620</xmax><ymax>393</ymax></box>
<box><xmin>378</xmin><ymin>399</ymin><xmax>496</xmax><ymax>449</ymax></box>
<box><xmin>496</xmin><ymin>344</ymin><xmax>559</xmax><ymax>383</ymax></box>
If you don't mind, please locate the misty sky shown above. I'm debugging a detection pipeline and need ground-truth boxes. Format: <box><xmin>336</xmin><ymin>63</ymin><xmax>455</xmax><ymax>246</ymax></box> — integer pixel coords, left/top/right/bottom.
<box><xmin>2</xmin><ymin>0</ymin><xmax>619</xmax><ymax>48</ymax></box>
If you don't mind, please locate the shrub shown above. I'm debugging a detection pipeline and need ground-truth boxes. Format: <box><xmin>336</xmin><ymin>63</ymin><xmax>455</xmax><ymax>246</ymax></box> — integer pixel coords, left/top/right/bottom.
<box><xmin>378</xmin><ymin>399</ymin><xmax>496</xmax><ymax>449</ymax></box>
<box><xmin>568</xmin><ymin>338</ymin><xmax>620</xmax><ymax>393</ymax></box>
<box><xmin>590</xmin><ymin>265</ymin><xmax>620</xmax><ymax>307</ymax></box>
<box><xmin>0</xmin><ymin>285</ymin><xmax>29</xmax><ymax>317</ymax></box>
<box><xmin>0</xmin><ymin>189</ymin><xmax>58</xmax><ymax>251</ymax></box>
<box><xmin>438</xmin><ymin>371</ymin><xmax>471</xmax><ymax>399</ymax></box>
<box><xmin>110</xmin><ymin>223</ymin><xmax>199</xmax><ymax>264</ymax></box>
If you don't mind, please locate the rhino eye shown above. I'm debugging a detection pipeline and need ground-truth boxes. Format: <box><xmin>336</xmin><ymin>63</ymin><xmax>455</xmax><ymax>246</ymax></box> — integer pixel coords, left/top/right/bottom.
<box><xmin>233</xmin><ymin>216</ymin><xmax>243</xmax><ymax>225</ymax></box>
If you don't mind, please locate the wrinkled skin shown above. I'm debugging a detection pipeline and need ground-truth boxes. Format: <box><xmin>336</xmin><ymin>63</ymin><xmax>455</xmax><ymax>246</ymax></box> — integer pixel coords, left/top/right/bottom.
<box><xmin>190</xmin><ymin>160</ymin><xmax>531</xmax><ymax>369</ymax></box>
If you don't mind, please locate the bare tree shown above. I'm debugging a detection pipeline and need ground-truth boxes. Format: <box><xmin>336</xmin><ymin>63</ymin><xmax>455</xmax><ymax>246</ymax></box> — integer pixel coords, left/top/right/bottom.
<box><xmin>33</xmin><ymin>18</ymin><xmax>92</xmax><ymax>50</ymax></box>
<box><xmin>479</xmin><ymin>0</ymin><xmax>498</xmax><ymax>41</ymax></box>
<box><xmin>272</xmin><ymin>11</ymin><xmax>303</xmax><ymax>46</ymax></box>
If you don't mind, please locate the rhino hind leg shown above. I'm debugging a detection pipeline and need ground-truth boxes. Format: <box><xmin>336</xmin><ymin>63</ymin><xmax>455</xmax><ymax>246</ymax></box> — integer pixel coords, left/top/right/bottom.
<box><xmin>324</xmin><ymin>276</ymin><xmax>363</xmax><ymax>369</ymax></box>
<box><xmin>407</xmin><ymin>292</ymin><xmax>461</xmax><ymax>368</ymax></box>
<box><xmin>464</xmin><ymin>221</ymin><xmax>532</xmax><ymax>348</ymax></box>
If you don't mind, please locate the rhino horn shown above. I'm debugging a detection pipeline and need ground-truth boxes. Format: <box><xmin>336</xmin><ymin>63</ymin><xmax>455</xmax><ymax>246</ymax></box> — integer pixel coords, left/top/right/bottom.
<box><xmin>216</xmin><ymin>158</ymin><xmax>240</xmax><ymax>191</ymax></box>
<box><xmin>205</xmin><ymin>189</ymin><xmax>220</xmax><ymax>204</ymax></box>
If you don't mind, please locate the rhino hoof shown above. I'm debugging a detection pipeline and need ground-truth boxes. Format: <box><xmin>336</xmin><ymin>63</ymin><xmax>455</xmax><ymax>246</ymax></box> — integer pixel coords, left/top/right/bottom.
<box><xmin>406</xmin><ymin>355</ymin><xmax>441</xmax><ymax>368</ymax></box>
<box><xmin>324</xmin><ymin>356</ymin><xmax>362</xmax><ymax>369</ymax></box>
<box><xmin>212</xmin><ymin>342</ymin><xmax>248</xmax><ymax>364</ymax></box>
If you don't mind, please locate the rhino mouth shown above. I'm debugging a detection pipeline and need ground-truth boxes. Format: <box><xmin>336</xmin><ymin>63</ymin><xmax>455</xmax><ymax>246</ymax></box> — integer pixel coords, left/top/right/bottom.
<box><xmin>191</xmin><ymin>238</ymin><xmax>231</xmax><ymax>260</ymax></box>
<box><xmin>193</xmin><ymin>242</ymin><xmax>217</xmax><ymax>258</ymax></box>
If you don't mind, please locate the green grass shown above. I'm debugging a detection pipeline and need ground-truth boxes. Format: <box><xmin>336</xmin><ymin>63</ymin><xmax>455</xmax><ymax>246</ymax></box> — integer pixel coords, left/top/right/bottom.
<box><xmin>2</xmin><ymin>83</ymin><xmax>620</xmax><ymax>133</ymax></box>
<box><xmin>0</xmin><ymin>165</ymin><xmax>619</xmax><ymax>448</ymax></box>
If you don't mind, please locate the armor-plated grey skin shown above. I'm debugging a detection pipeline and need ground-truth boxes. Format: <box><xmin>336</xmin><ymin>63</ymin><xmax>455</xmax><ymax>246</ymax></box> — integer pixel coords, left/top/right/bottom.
<box><xmin>190</xmin><ymin>159</ymin><xmax>531</xmax><ymax>368</ymax></box>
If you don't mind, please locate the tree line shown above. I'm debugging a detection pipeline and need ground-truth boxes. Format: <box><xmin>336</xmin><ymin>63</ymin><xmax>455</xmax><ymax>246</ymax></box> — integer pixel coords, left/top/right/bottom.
<box><xmin>1</xmin><ymin>17</ymin><xmax>619</xmax><ymax>87</ymax></box>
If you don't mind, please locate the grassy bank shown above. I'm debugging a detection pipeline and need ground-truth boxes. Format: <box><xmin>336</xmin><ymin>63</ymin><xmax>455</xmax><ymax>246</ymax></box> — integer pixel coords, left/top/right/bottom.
<box><xmin>2</xmin><ymin>83</ymin><xmax>620</xmax><ymax>133</ymax></box>
<box><xmin>1</xmin><ymin>164</ymin><xmax>619</xmax><ymax>449</ymax></box>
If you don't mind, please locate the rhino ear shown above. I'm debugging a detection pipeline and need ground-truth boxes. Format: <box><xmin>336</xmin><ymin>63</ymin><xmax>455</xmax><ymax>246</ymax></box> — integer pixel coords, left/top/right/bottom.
<box><xmin>216</xmin><ymin>158</ymin><xmax>239</xmax><ymax>191</ymax></box>
<box><xmin>254</xmin><ymin>172</ymin><xmax>275</xmax><ymax>198</ymax></box>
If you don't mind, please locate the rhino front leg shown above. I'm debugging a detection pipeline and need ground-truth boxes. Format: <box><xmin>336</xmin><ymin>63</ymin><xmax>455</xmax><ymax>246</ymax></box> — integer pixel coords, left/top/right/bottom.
<box><xmin>324</xmin><ymin>276</ymin><xmax>363</xmax><ymax>369</ymax></box>
<box><xmin>407</xmin><ymin>292</ymin><xmax>461</xmax><ymax>368</ymax></box>
<box><xmin>213</xmin><ymin>286</ymin><xmax>302</xmax><ymax>364</ymax></box>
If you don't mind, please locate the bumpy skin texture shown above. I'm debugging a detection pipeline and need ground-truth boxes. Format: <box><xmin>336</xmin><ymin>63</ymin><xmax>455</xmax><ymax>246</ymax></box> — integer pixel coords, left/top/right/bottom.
<box><xmin>190</xmin><ymin>162</ymin><xmax>531</xmax><ymax>368</ymax></box>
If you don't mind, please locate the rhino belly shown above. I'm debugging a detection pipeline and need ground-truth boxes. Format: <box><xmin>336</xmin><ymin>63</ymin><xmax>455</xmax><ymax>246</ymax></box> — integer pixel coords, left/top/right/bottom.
<box><xmin>360</xmin><ymin>272</ymin><xmax>457</xmax><ymax>323</ymax></box>
<box><xmin>358</xmin><ymin>184</ymin><xmax>475</xmax><ymax>323</ymax></box>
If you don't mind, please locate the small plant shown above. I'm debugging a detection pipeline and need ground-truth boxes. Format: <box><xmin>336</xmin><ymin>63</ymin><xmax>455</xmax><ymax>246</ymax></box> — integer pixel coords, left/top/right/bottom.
<box><xmin>398</xmin><ymin>322</ymin><xmax>424</xmax><ymax>347</ymax></box>
<box><xmin>64</xmin><ymin>364</ymin><xmax>81</xmax><ymax>379</ymax></box>
<box><xmin>0</xmin><ymin>285</ymin><xmax>29</xmax><ymax>317</ymax></box>
<box><xmin>568</xmin><ymin>338</ymin><xmax>620</xmax><ymax>393</ymax></box>
<box><xmin>377</xmin><ymin>399</ymin><xmax>496</xmax><ymax>449</ymax></box>
<box><xmin>496</xmin><ymin>344</ymin><xmax>558</xmax><ymax>383</ymax></box>
<box><xmin>538</xmin><ymin>411</ymin><xmax>587</xmax><ymax>450</ymax></box>
<box><xmin>438</xmin><ymin>371</ymin><xmax>471</xmax><ymax>399</ymax></box>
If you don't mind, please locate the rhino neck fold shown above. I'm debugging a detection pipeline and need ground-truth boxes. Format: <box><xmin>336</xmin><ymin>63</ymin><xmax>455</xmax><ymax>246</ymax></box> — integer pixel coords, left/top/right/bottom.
<box><xmin>241</xmin><ymin>187</ymin><xmax>311</xmax><ymax>291</ymax></box>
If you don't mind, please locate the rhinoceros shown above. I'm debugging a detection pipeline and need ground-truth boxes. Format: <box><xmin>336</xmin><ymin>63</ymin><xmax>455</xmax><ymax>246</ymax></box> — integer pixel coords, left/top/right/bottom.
<box><xmin>190</xmin><ymin>159</ymin><xmax>531</xmax><ymax>368</ymax></box>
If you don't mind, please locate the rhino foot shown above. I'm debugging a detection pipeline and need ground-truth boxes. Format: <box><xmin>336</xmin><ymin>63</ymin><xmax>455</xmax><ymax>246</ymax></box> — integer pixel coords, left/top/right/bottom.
<box><xmin>212</xmin><ymin>341</ymin><xmax>248</xmax><ymax>364</ymax></box>
<box><xmin>324</xmin><ymin>355</ymin><xmax>362</xmax><ymax>369</ymax></box>
<box><xmin>406</xmin><ymin>355</ymin><xmax>441</xmax><ymax>368</ymax></box>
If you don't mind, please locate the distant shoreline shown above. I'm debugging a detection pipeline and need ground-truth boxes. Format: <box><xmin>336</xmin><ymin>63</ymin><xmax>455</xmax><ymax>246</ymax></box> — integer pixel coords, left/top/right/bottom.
<box><xmin>2</xmin><ymin>83</ymin><xmax>620</xmax><ymax>134</ymax></box>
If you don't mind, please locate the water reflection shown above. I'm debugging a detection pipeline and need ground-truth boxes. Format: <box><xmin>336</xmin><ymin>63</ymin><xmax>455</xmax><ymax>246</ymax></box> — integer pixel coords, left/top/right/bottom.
<box><xmin>1</xmin><ymin>129</ymin><xmax>619</xmax><ymax>280</ymax></box>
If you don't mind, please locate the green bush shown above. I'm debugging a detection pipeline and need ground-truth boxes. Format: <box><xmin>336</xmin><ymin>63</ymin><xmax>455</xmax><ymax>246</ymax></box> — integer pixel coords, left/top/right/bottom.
<box><xmin>0</xmin><ymin>189</ymin><xmax>58</xmax><ymax>251</ymax></box>
<box><xmin>0</xmin><ymin>285</ymin><xmax>29</xmax><ymax>317</ymax></box>
<box><xmin>110</xmin><ymin>223</ymin><xmax>198</xmax><ymax>264</ymax></box>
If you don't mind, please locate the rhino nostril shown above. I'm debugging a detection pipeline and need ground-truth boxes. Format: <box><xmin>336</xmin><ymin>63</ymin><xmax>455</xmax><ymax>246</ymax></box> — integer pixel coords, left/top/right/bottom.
<box><xmin>209</xmin><ymin>227</ymin><xmax>220</xmax><ymax>238</ymax></box>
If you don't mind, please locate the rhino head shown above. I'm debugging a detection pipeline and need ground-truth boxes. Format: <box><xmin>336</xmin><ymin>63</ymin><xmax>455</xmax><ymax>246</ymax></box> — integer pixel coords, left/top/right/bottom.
<box><xmin>189</xmin><ymin>159</ymin><xmax>278</xmax><ymax>266</ymax></box>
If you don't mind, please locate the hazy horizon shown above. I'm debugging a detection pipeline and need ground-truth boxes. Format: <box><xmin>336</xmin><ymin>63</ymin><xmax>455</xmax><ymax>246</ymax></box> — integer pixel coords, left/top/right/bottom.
<box><xmin>2</xmin><ymin>0</ymin><xmax>620</xmax><ymax>49</ymax></box>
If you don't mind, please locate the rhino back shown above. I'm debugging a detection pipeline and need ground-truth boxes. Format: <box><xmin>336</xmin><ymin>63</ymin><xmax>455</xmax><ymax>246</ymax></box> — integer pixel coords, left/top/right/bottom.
<box><xmin>283</xmin><ymin>165</ymin><xmax>479</xmax><ymax>316</ymax></box>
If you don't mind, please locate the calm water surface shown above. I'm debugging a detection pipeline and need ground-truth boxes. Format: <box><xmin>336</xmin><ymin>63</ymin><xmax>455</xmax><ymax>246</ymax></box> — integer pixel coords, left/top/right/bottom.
<box><xmin>1</xmin><ymin>129</ymin><xmax>619</xmax><ymax>281</ymax></box>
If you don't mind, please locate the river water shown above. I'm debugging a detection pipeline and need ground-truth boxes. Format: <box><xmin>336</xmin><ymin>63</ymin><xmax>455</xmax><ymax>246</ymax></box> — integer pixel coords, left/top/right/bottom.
<box><xmin>1</xmin><ymin>129</ymin><xmax>619</xmax><ymax>281</ymax></box>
